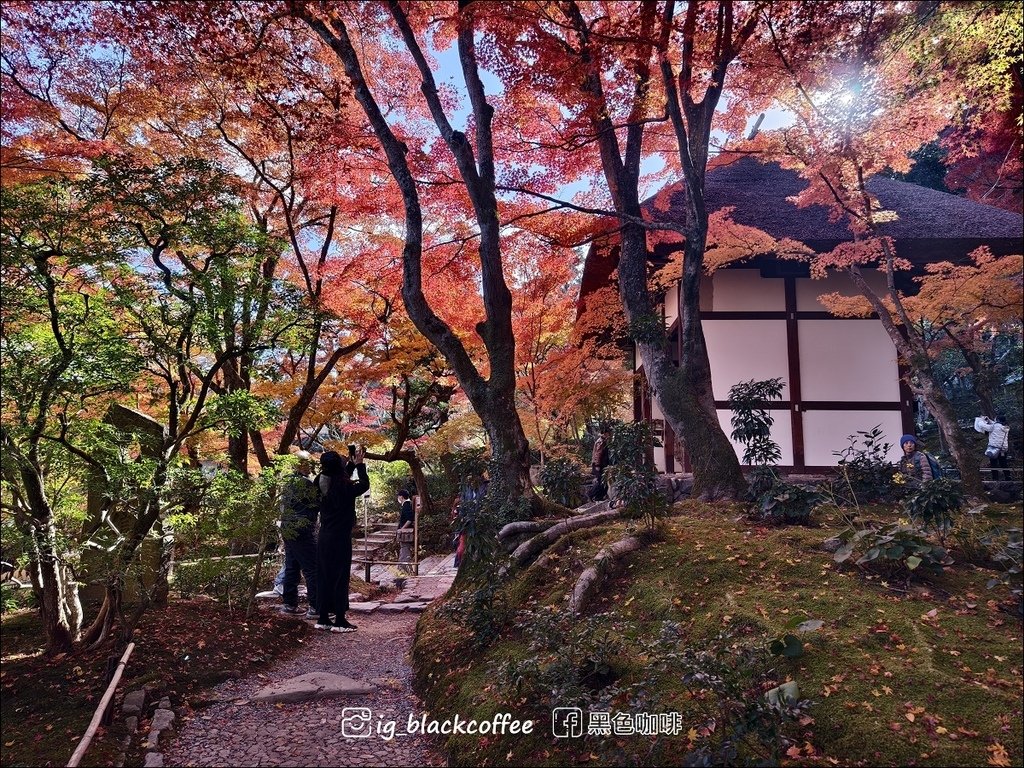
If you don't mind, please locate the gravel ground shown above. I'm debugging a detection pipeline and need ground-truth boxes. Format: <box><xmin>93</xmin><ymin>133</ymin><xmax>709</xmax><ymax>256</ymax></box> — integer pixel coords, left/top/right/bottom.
<box><xmin>163</xmin><ymin>611</ymin><xmax>445</xmax><ymax>767</ymax></box>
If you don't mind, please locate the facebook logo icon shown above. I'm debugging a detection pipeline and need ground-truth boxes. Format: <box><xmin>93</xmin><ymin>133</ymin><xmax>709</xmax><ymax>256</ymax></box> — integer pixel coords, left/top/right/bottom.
<box><xmin>551</xmin><ymin>707</ymin><xmax>584</xmax><ymax>738</ymax></box>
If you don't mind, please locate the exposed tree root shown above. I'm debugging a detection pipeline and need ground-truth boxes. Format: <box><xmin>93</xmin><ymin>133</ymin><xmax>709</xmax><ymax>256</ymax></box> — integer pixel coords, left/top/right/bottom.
<box><xmin>496</xmin><ymin>520</ymin><xmax>556</xmax><ymax>552</ymax></box>
<box><xmin>568</xmin><ymin>535</ymin><xmax>643</xmax><ymax>615</ymax></box>
<box><xmin>512</xmin><ymin>508</ymin><xmax>625</xmax><ymax>567</ymax></box>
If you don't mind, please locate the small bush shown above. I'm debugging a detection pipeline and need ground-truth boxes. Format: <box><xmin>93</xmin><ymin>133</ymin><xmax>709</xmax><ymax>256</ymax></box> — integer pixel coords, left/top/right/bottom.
<box><xmin>607</xmin><ymin>422</ymin><xmax>668</xmax><ymax>527</ymax></box>
<box><xmin>1</xmin><ymin>583</ymin><xmax>33</xmax><ymax>613</ymax></box>
<box><xmin>831</xmin><ymin>426</ymin><xmax>901</xmax><ymax>506</ymax></box>
<box><xmin>496</xmin><ymin>606</ymin><xmax>624</xmax><ymax>709</ymax></box>
<box><xmin>981</xmin><ymin>527</ymin><xmax>1022</xmax><ymax>614</ymax></box>
<box><xmin>539</xmin><ymin>456</ymin><xmax>585</xmax><ymax>508</ymax></box>
<box><xmin>647</xmin><ymin>624</ymin><xmax>811</xmax><ymax>766</ymax></box>
<box><xmin>901</xmin><ymin>478</ymin><xmax>965</xmax><ymax>534</ymax></box>
<box><xmin>747</xmin><ymin>468</ymin><xmax>822</xmax><ymax>526</ymax></box>
<box><xmin>728</xmin><ymin>378</ymin><xmax>784</xmax><ymax>466</ymax></box>
<box><xmin>835</xmin><ymin>523</ymin><xmax>953</xmax><ymax>577</ymax></box>
<box><xmin>172</xmin><ymin>556</ymin><xmax>257</xmax><ymax>608</ymax></box>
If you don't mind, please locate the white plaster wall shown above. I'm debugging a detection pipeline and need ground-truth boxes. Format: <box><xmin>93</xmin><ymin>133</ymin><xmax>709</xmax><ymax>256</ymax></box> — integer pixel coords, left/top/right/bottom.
<box><xmin>664</xmin><ymin>283</ymin><xmax>679</xmax><ymax>327</ymax></box>
<box><xmin>716</xmin><ymin>409</ymin><xmax>795</xmax><ymax>466</ymax></box>
<box><xmin>650</xmin><ymin>396</ymin><xmax>667</xmax><ymax>472</ymax></box>
<box><xmin>712</xmin><ymin>269</ymin><xmax>786</xmax><ymax>311</ymax></box>
<box><xmin>802</xmin><ymin>410</ymin><xmax>905</xmax><ymax>465</ymax></box>
<box><xmin>704</xmin><ymin>320</ymin><xmax>790</xmax><ymax>400</ymax></box>
<box><xmin>795</xmin><ymin>269</ymin><xmax>890</xmax><ymax>312</ymax></box>
<box><xmin>798</xmin><ymin>320</ymin><xmax>900</xmax><ymax>401</ymax></box>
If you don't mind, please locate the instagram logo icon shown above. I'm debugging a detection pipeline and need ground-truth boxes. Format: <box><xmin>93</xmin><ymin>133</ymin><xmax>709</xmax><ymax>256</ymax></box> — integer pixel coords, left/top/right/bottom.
<box><xmin>340</xmin><ymin>707</ymin><xmax>373</xmax><ymax>738</ymax></box>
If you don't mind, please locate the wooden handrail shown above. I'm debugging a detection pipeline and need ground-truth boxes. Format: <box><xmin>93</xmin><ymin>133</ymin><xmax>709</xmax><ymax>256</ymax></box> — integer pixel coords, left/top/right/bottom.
<box><xmin>67</xmin><ymin>642</ymin><xmax>135</xmax><ymax>768</ymax></box>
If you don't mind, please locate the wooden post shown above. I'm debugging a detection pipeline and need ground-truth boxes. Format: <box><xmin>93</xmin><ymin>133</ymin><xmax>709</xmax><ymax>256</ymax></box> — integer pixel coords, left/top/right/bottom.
<box><xmin>413</xmin><ymin>508</ymin><xmax>419</xmax><ymax>576</ymax></box>
<box><xmin>67</xmin><ymin>642</ymin><xmax>135</xmax><ymax>768</ymax></box>
<box><xmin>100</xmin><ymin>655</ymin><xmax>118</xmax><ymax>726</ymax></box>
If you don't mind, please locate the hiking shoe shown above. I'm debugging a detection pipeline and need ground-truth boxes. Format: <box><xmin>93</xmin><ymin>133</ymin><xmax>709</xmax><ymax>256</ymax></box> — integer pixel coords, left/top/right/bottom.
<box><xmin>314</xmin><ymin>621</ymin><xmax>334</xmax><ymax>631</ymax></box>
<box><xmin>331</xmin><ymin>618</ymin><xmax>357</xmax><ymax>633</ymax></box>
<box><xmin>278</xmin><ymin>604</ymin><xmax>302</xmax><ymax>614</ymax></box>
<box><xmin>273</xmin><ymin>583</ymin><xmax>284</xmax><ymax>596</ymax></box>
<box><xmin>305</xmin><ymin>607</ymin><xmax>318</xmax><ymax>619</ymax></box>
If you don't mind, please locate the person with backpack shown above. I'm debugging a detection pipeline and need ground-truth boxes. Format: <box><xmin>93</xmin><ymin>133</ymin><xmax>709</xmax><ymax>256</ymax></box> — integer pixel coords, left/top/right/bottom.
<box><xmin>898</xmin><ymin>434</ymin><xmax>938</xmax><ymax>485</ymax></box>
<box><xmin>975</xmin><ymin>415</ymin><xmax>1011</xmax><ymax>481</ymax></box>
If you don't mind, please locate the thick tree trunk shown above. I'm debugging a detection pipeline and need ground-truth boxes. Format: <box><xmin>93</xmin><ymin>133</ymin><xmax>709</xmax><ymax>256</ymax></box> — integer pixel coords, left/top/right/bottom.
<box><xmin>19</xmin><ymin>464</ymin><xmax>79</xmax><ymax>654</ymax></box>
<box><xmin>845</xmin><ymin>265</ymin><xmax>985</xmax><ymax>497</ymax></box>
<box><xmin>919</xmin><ymin>372</ymin><xmax>985</xmax><ymax>498</ymax></box>
<box><xmin>618</xmin><ymin>226</ymin><xmax>746</xmax><ymax>500</ymax></box>
<box><xmin>37</xmin><ymin>550</ymin><xmax>76</xmax><ymax>655</ymax></box>
<box><xmin>482</xmin><ymin>394</ymin><xmax>535</xmax><ymax>510</ymax></box>
<box><xmin>227</xmin><ymin>432</ymin><xmax>248</xmax><ymax>474</ymax></box>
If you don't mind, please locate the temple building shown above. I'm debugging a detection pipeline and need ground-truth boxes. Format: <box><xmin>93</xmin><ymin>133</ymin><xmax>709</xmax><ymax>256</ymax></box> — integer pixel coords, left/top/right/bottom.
<box><xmin>579</xmin><ymin>157</ymin><xmax>1023</xmax><ymax>473</ymax></box>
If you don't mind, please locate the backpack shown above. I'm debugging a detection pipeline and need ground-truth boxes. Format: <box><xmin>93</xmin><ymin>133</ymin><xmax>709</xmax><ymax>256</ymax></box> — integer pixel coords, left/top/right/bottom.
<box><xmin>924</xmin><ymin>453</ymin><xmax>943</xmax><ymax>480</ymax></box>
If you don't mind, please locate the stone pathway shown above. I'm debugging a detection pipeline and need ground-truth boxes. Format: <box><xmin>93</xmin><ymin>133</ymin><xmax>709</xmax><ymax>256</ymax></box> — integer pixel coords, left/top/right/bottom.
<box><xmin>162</xmin><ymin>559</ymin><xmax>457</xmax><ymax>767</ymax></box>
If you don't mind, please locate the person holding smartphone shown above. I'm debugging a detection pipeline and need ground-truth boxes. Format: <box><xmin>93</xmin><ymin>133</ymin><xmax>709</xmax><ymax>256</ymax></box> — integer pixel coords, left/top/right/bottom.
<box><xmin>314</xmin><ymin>445</ymin><xmax>369</xmax><ymax>633</ymax></box>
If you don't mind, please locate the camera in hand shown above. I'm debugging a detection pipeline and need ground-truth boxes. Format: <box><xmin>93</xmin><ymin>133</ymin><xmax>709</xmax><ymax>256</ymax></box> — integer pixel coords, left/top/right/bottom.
<box><xmin>348</xmin><ymin>444</ymin><xmax>357</xmax><ymax>458</ymax></box>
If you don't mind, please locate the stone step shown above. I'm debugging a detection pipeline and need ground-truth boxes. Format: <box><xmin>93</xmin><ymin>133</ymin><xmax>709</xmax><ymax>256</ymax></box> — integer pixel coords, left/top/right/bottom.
<box><xmin>351</xmin><ymin>540</ymin><xmax>386</xmax><ymax>551</ymax></box>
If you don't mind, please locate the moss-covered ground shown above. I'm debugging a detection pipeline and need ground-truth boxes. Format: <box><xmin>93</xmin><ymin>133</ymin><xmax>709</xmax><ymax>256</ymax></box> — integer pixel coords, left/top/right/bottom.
<box><xmin>412</xmin><ymin>501</ymin><xmax>1023</xmax><ymax>767</ymax></box>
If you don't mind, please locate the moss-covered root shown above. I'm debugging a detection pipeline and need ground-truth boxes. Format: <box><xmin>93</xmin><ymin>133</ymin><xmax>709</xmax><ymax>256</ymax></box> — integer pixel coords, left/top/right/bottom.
<box><xmin>569</xmin><ymin>535</ymin><xmax>643</xmax><ymax>615</ymax></box>
<box><xmin>496</xmin><ymin>520</ymin><xmax>556</xmax><ymax>552</ymax></box>
<box><xmin>511</xmin><ymin>508</ymin><xmax>625</xmax><ymax>566</ymax></box>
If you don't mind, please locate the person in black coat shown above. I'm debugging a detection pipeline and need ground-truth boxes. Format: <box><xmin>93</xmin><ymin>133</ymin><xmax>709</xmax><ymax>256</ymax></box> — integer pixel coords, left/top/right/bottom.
<box><xmin>315</xmin><ymin>448</ymin><xmax>370</xmax><ymax>633</ymax></box>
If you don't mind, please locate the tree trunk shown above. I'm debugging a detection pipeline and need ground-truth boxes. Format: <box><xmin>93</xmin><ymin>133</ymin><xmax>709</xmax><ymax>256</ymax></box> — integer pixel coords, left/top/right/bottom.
<box><xmin>398</xmin><ymin>451</ymin><xmax>434</xmax><ymax>518</ymax></box>
<box><xmin>227</xmin><ymin>432</ymin><xmax>249</xmax><ymax>474</ymax></box>
<box><xmin>152</xmin><ymin>518</ymin><xmax>172</xmax><ymax>608</ymax></box>
<box><xmin>919</xmin><ymin>372</ymin><xmax>985</xmax><ymax>498</ymax></box>
<box><xmin>19</xmin><ymin>464</ymin><xmax>79</xmax><ymax>654</ymax></box>
<box><xmin>618</xmin><ymin>225</ymin><xmax>747</xmax><ymax>500</ymax></box>
<box><xmin>37</xmin><ymin>550</ymin><xmax>76</xmax><ymax>655</ymax></box>
<box><xmin>481</xmin><ymin>393</ymin><xmax>537</xmax><ymax>517</ymax></box>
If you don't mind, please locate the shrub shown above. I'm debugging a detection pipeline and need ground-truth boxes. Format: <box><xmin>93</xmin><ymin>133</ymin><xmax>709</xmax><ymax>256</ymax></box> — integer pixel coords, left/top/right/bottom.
<box><xmin>835</xmin><ymin>523</ymin><xmax>953</xmax><ymax>577</ymax></box>
<box><xmin>607</xmin><ymin>422</ymin><xmax>668</xmax><ymax>527</ymax></box>
<box><xmin>748</xmin><ymin>468</ymin><xmax>822</xmax><ymax>526</ymax></box>
<box><xmin>1</xmin><ymin>583</ymin><xmax>34</xmax><ymax>613</ymax></box>
<box><xmin>496</xmin><ymin>606</ymin><xmax>624</xmax><ymax>710</ymax></box>
<box><xmin>648</xmin><ymin>624</ymin><xmax>811</xmax><ymax>766</ymax></box>
<box><xmin>831</xmin><ymin>426</ymin><xmax>901</xmax><ymax>506</ymax></box>
<box><xmin>539</xmin><ymin>456</ymin><xmax>585</xmax><ymax>508</ymax></box>
<box><xmin>728</xmin><ymin>378</ymin><xmax>784</xmax><ymax>466</ymax></box>
<box><xmin>901</xmin><ymin>478</ymin><xmax>966</xmax><ymax>534</ymax></box>
<box><xmin>981</xmin><ymin>527</ymin><xmax>1022</xmax><ymax>614</ymax></box>
<box><xmin>172</xmin><ymin>556</ymin><xmax>256</xmax><ymax>607</ymax></box>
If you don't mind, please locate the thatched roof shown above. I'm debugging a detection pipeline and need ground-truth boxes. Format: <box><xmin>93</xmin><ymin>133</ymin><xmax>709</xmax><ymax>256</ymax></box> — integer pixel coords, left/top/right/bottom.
<box><xmin>674</xmin><ymin>155</ymin><xmax>1023</xmax><ymax>245</ymax></box>
<box><xmin>579</xmin><ymin>156</ymin><xmax>1023</xmax><ymax>304</ymax></box>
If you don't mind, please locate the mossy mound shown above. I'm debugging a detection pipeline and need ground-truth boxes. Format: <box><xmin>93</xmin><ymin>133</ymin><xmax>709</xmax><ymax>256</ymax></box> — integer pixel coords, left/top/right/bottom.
<box><xmin>412</xmin><ymin>501</ymin><xmax>1023</xmax><ymax>767</ymax></box>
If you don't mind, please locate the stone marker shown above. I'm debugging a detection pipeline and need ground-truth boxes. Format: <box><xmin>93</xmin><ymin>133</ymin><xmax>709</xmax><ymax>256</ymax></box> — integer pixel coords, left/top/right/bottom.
<box><xmin>122</xmin><ymin>689</ymin><xmax>146</xmax><ymax>716</ymax></box>
<box><xmin>252</xmin><ymin>672</ymin><xmax>374</xmax><ymax>704</ymax></box>
<box><xmin>151</xmin><ymin>709</ymin><xmax>175</xmax><ymax>732</ymax></box>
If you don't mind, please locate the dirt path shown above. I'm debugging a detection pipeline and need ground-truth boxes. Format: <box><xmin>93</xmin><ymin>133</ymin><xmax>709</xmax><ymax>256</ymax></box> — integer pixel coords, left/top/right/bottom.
<box><xmin>164</xmin><ymin>562</ymin><xmax>456</xmax><ymax>767</ymax></box>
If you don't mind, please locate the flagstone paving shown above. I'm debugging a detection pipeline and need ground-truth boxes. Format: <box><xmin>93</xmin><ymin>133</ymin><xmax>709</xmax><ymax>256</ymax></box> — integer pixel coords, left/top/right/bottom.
<box><xmin>163</xmin><ymin>559</ymin><xmax>457</xmax><ymax>767</ymax></box>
